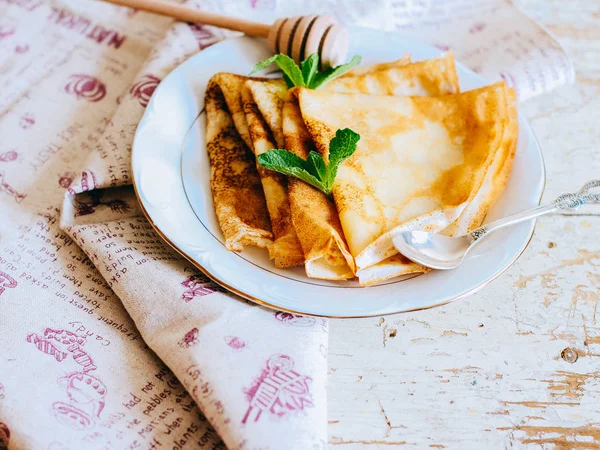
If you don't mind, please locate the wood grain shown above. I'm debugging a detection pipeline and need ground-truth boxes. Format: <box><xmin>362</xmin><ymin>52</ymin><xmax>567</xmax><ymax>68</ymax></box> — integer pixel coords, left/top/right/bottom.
<box><xmin>327</xmin><ymin>0</ymin><xmax>600</xmax><ymax>447</ymax></box>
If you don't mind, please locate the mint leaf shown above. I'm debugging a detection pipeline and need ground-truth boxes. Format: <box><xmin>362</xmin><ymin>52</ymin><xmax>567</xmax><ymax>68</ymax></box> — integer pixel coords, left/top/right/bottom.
<box><xmin>301</xmin><ymin>53</ymin><xmax>319</xmax><ymax>88</ymax></box>
<box><xmin>306</xmin><ymin>151</ymin><xmax>327</xmax><ymax>180</ymax></box>
<box><xmin>257</xmin><ymin>150</ymin><xmax>325</xmax><ymax>192</ymax></box>
<box><xmin>310</xmin><ymin>55</ymin><xmax>362</xmax><ymax>89</ymax></box>
<box><xmin>250</xmin><ymin>53</ymin><xmax>362</xmax><ymax>90</ymax></box>
<box><xmin>258</xmin><ymin>128</ymin><xmax>360</xmax><ymax>195</ymax></box>
<box><xmin>250</xmin><ymin>54</ymin><xmax>304</xmax><ymax>88</ymax></box>
<box><xmin>325</xmin><ymin>128</ymin><xmax>360</xmax><ymax>191</ymax></box>
<box><xmin>249</xmin><ymin>55</ymin><xmax>278</xmax><ymax>75</ymax></box>
<box><xmin>273</xmin><ymin>54</ymin><xmax>305</xmax><ymax>88</ymax></box>
<box><xmin>282</xmin><ymin>72</ymin><xmax>293</xmax><ymax>89</ymax></box>
<box><xmin>257</xmin><ymin>149</ymin><xmax>308</xmax><ymax>172</ymax></box>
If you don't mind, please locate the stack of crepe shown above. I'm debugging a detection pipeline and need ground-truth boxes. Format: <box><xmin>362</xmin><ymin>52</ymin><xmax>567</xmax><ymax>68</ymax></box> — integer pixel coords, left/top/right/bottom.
<box><xmin>205</xmin><ymin>53</ymin><xmax>517</xmax><ymax>285</ymax></box>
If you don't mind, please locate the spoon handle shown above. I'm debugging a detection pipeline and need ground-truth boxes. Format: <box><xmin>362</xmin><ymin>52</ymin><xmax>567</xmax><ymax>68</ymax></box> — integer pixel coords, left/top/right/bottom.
<box><xmin>468</xmin><ymin>179</ymin><xmax>600</xmax><ymax>241</ymax></box>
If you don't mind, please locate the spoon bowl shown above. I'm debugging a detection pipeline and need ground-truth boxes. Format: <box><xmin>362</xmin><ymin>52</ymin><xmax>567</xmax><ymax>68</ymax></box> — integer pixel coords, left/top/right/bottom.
<box><xmin>393</xmin><ymin>231</ymin><xmax>473</xmax><ymax>270</ymax></box>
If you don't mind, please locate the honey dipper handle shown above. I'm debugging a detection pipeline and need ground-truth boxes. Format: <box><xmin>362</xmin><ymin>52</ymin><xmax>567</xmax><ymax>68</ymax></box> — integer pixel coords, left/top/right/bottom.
<box><xmin>101</xmin><ymin>0</ymin><xmax>271</xmax><ymax>38</ymax></box>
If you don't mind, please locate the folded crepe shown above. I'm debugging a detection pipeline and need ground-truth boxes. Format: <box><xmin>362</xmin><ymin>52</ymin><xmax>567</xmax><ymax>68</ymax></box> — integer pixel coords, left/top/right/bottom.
<box><xmin>279</xmin><ymin>53</ymin><xmax>462</xmax><ymax>280</ymax></box>
<box><xmin>205</xmin><ymin>74</ymin><xmax>272</xmax><ymax>251</ymax></box>
<box><xmin>240</xmin><ymin>56</ymin><xmax>416</xmax><ymax>269</ymax></box>
<box><xmin>294</xmin><ymin>81</ymin><xmax>517</xmax><ymax>285</ymax></box>
<box><xmin>282</xmin><ymin>93</ymin><xmax>357</xmax><ymax>279</ymax></box>
<box><xmin>338</xmin><ymin>55</ymin><xmax>411</xmax><ymax>77</ymax></box>
<box><xmin>328</xmin><ymin>53</ymin><xmax>459</xmax><ymax>96</ymax></box>
<box><xmin>242</xmin><ymin>82</ymin><xmax>304</xmax><ymax>267</ymax></box>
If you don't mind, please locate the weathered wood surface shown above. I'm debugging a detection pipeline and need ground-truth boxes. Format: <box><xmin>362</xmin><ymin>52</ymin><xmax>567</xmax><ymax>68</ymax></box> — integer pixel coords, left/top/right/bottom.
<box><xmin>328</xmin><ymin>1</ymin><xmax>600</xmax><ymax>447</ymax></box>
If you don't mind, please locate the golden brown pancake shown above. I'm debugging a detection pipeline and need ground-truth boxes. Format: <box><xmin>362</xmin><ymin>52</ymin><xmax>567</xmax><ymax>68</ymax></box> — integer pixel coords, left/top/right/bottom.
<box><xmin>280</xmin><ymin>54</ymin><xmax>462</xmax><ymax>280</ymax></box>
<box><xmin>205</xmin><ymin>75</ymin><xmax>272</xmax><ymax>251</ymax></box>
<box><xmin>242</xmin><ymin>83</ymin><xmax>304</xmax><ymax>267</ymax></box>
<box><xmin>442</xmin><ymin>87</ymin><xmax>518</xmax><ymax>235</ymax></box>
<box><xmin>355</xmin><ymin>83</ymin><xmax>518</xmax><ymax>283</ymax></box>
<box><xmin>339</xmin><ymin>56</ymin><xmax>411</xmax><ymax>77</ymax></box>
<box><xmin>210</xmin><ymin>73</ymin><xmax>254</xmax><ymax>149</ymax></box>
<box><xmin>295</xmin><ymin>81</ymin><xmax>516</xmax><ymax>284</ymax></box>
<box><xmin>245</xmin><ymin>80</ymin><xmax>288</xmax><ymax>147</ymax></box>
<box><xmin>328</xmin><ymin>52</ymin><xmax>459</xmax><ymax>96</ymax></box>
<box><xmin>357</xmin><ymin>85</ymin><xmax>518</xmax><ymax>285</ymax></box>
<box><xmin>282</xmin><ymin>92</ymin><xmax>356</xmax><ymax>279</ymax></box>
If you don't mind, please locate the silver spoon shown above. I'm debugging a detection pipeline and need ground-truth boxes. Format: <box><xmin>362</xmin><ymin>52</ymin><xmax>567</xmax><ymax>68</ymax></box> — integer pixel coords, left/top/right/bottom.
<box><xmin>393</xmin><ymin>180</ymin><xmax>600</xmax><ymax>270</ymax></box>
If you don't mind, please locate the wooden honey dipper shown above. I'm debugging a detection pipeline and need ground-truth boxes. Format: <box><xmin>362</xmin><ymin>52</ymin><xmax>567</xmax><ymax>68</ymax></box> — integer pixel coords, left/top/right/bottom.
<box><xmin>101</xmin><ymin>0</ymin><xmax>350</xmax><ymax>67</ymax></box>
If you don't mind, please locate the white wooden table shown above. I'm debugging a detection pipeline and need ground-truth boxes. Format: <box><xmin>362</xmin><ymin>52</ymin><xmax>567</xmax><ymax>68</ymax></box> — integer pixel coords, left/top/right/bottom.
<box><xmin>328</xmin><ymin>1</ymin><xmax>600</xmax><ymax>447</ymax></box>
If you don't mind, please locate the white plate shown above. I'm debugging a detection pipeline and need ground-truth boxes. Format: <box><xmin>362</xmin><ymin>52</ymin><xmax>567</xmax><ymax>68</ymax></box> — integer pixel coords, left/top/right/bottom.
<box><xmin>132</xmin><ymin>29</ymin><xmax>545</xmax><ymax>318</ymax></box>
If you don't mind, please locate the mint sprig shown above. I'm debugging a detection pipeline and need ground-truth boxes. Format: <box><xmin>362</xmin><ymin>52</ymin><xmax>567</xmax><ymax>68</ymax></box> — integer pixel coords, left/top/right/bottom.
<box><xmin>250</xmin><ymin>53</ymin><xmax>361</xmax><ymax>89</ymax></box>
<box><xmin>257</xmin><ymin>128</ymin><xmax>360</xmax><ymax>195</ymax></box>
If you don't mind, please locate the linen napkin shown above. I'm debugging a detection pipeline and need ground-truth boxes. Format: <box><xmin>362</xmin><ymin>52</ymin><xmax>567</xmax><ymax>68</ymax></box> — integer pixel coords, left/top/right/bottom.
<box><xmin>0</xmin><ymin>0</ymin><xmax>572</xmax><ymax>449</ymax></box>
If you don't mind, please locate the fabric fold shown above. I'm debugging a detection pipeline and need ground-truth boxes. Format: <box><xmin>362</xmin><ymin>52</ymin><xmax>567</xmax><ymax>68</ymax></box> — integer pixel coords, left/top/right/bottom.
<box><xmin>60</xmin><ymin>188</ymin><xmax>328</xmax><ymax>449</ymax></box>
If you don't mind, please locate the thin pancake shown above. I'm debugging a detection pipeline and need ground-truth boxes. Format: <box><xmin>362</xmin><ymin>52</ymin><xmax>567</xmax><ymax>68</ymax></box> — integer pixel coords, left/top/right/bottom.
<box><xmin>211</xmin><ymin>73</ymin><xmax>254</xmax><ymax>149</ymax></box>
<box><xmin>242</xmin><ymin>83</ymin><xmax>303</xmax><ymax>267</ymax></box>
<box><xmin>296</xmin><ymin>81</ymin><xmax>516</xmax><ymax>284</ymax></box>
<box><xmin>328</xmin><ymin>52</ymin><xmax>459</xmax><ymax>96</ymax></box>
<box><xmin>339</xmin><ymin>56</ymin><xmax>411</xmax><ymax>77</ymax></box>
<box><xmin>282</xmin><ymin>92</ymin><xmax>356</xmax><ymax>278</ymax></box>
<box><xmin>280</xmin><ymin>54</ymin><xmax>461</xmax><ymax>279</ymax></box>
<box><xmin>443</xmin><ymin>87</ymin><xmax>518</xmax><ymax>235</ymax></box>
<box><xmin>357</xmin><ymin>86</ymin><xmax>518</xmax><ymax>285</ymax></box>
<box><xmin>205</xmin><ymin>75</ymin><xmax>272</xmax><ymax>251</ymax></box>
<box><xmin>245</xmin><ymin>79</ymin><xmax>288</xmax><ymax>148</ymax></box>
